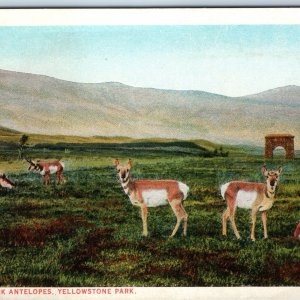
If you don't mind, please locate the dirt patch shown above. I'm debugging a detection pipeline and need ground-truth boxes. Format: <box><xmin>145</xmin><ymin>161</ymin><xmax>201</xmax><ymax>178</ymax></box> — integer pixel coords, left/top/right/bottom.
<box><xmin>132</xmin><ymin>247</ymin><xmax>243</xmax><ymax>286</ymax></box>
<box><xmin>0</xmin><ymin>216</ymin><xmax>92</xmax><ymax>247</ymax></box>
<box><xmin>137</xmin><ymin>240</ymin><xmax>162</xmax><ymax>255</ymax></box>
<box><xmin>132</xmin><ymin>260</ymin><xmax>203</xmax><ymax>286</ymax></box>
<box><xmin>278</xmin><ymin>262</ymin><xmax>300</xmax><ymax>284</ymax></box>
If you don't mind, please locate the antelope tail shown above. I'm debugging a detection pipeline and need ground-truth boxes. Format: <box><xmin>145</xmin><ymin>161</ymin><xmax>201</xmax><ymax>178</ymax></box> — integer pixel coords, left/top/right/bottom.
<box><xmin>221</xmin><ymin>183</ymin><xmax>230</xmax><ymax>200</ymax></box>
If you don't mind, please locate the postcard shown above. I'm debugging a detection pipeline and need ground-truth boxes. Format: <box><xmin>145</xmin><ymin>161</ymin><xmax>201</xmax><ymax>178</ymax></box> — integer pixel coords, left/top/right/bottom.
<box><xmin>0</xmin><ymin>8</ymin><xmax>299</xmax><ymax>300</ymax></box>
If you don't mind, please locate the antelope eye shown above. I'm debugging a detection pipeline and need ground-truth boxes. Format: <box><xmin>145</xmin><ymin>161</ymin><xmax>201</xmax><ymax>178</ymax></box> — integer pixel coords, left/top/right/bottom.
<box><xmin>127</xmin><ymin>169</ymin><xmax>129</xmax><ymax>172</ymax></box>
<box><xmin>117</xmin><ymin>170</ymin><xmax>120</xmax><ymax>173</ymax></box>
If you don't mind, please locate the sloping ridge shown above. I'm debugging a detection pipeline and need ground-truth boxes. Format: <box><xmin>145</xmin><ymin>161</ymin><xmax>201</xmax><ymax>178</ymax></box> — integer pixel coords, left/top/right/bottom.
<box><xmin>0</xmin><ymin>69</ymin><xmax>299</xmax><ymax>148</ymax></box>
<box><xmin>244</xmin><ymin>85</ymin><xmax>300</xmax><ymax>103</ymax></box>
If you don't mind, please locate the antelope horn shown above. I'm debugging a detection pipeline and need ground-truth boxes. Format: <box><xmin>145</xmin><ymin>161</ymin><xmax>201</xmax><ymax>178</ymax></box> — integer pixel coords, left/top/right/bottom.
<box><xmin>25</xmin><ymin>157</ymin><xmax>33</xmax><ymax>164</ymax></box>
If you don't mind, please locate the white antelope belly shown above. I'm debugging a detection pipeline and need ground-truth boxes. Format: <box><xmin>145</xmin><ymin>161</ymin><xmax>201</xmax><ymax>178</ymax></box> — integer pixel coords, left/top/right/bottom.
<box><xmin>142</xmin><ymin>190</ymin><xmax>169</xmax><ymax>207</ymax></box>
<box><xmin>236</xmin><ymin>190</ymin><xmax>257</xmax><ymax>209</ymax></box>
<box><xmin>49</xmin><ymin>166</ymin><xmax>58</xmax><ymax>174</ymax></box>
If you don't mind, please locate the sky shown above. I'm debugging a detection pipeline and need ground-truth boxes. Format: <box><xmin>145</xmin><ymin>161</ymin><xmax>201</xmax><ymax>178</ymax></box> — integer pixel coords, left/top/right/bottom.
<box><xmin>0</xmin><ymin>25</ymin><xmax>300</xmax><ymax>96</ymax></box>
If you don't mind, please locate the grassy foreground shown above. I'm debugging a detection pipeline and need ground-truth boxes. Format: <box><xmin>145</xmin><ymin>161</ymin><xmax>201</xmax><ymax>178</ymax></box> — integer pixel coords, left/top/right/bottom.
<box><xmin>0</xmin><ymin>141</ymin><xmax>299</xmax><ymax>287</ymax></box>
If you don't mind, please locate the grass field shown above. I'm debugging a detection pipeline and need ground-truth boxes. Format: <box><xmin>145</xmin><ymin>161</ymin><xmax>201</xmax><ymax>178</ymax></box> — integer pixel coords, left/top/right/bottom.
<box><xmin>0</xmin><ymin>140</ymin><xmax>299</xmax><ymax>287</ymax></box>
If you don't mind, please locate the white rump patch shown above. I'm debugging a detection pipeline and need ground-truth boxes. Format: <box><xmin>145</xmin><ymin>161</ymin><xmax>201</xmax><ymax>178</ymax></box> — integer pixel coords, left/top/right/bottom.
<box><xmin>142</xmin><ymin>189</ymin><xmax>168</xmax><ymax>207</ymax></box>
<box><xmin>236</xmin><ymin>190</ymin><xmax>257</xmax><ymax>209</ymax></box>
<box><xmin>221</xmin><ymin>182</ymin><xmax>230</xmax><ymax>199</ymax></box>
<box><xmin>178</xmin><ymin>182</ymin><xmax>189</xmax><ymax>200</ymax></box>
<box><xmin>49</xmin><ymin>166</ymin><xmax>58</xmax><ymax>174</ymax></box>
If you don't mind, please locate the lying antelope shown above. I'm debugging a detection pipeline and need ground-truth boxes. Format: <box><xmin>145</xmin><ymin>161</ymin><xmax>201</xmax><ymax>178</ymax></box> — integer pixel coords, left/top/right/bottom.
<box><xmin>114</xmin><ymin>159</ymin><xmax>189</xmax><ymax>237</ymax></box>
<box><xmin>26</xmin><ymin>158</ymin><xmax>65</xmax><ymax>185</ymax></box>
<box><xmin>0</xmin><ymin>173</ymin><xmax>15</xmax><ymax>189</ymax></box>
<box><xmin>221</xmin><ymin>165</ymin><xmax>282</xmax><ymax>241</ymax></box>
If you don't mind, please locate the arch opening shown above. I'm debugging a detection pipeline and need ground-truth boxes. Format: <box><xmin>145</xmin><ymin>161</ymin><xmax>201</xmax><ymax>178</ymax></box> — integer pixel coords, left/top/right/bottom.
<box><xmin>272</xmin><ymin>146</ymin><xmax>286</xmax><ymax>158</ymax></box>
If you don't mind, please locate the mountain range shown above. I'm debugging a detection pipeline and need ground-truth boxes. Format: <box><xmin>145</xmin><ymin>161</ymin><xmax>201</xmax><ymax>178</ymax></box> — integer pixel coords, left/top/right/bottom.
<box><xmin>0</xmin><ymin>69</ymin><xmax>299</xmax><ymax>148</ymax></box>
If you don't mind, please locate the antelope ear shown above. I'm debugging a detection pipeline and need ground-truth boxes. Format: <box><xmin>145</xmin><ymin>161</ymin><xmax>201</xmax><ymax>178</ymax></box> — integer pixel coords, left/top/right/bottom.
<box><xmin>114</xmin><ymin>159</ymin><xmax>120</xmax><ymax>167</ymax></box>
<box><xmin>261</xmin><ymin>164</ymin><xmax>268</xmax><ymax>177</ymax></box>
<box><xmin>127</xmin><ymin>159</ymin><xmax>133</xmax><ymax>169</ymax></box>
<box><xmin>277</xmin><ymin>166</ymin><xmax>283</xmax><ymax>175</ymax></box>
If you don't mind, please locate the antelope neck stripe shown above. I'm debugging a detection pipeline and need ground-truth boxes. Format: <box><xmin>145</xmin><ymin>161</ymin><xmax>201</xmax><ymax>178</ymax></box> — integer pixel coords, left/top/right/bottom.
<box><xmin>121</xmin><ymin>178</ymin><xmax>129</xmax><ymax>188</ymax></box>
<box><xmin>121</xmin><ymin>178</ymin><xmax>131</xmax><ymax>195</ymax></box>
<box><xmin>265</xmin><ymin>190</ymin><xmax>275</xmax><ymax>198</ymax></box>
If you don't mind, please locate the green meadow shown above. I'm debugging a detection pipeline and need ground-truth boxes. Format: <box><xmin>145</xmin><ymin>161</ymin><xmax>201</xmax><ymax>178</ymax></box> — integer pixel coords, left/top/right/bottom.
<box><xmin>0</xmin><ymin>139</ymin><xmax>299</xmax><ymax>287</ymax></box>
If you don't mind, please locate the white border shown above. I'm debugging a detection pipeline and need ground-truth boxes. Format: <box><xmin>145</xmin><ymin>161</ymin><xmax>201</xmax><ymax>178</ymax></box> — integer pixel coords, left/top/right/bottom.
<box><xmin>0</xmin><ymin>8</ymin><xmax>300</xmax><ymax>26</ymax></box>
<box><xmin>1</xmin><ymin>0</ymin><xmax>300</xmax><ymax>7</ymax></box>
<box><xmin>0</xmin><ymin>287</ymin><xmax>300</xmax><ymax>300</ymax></box>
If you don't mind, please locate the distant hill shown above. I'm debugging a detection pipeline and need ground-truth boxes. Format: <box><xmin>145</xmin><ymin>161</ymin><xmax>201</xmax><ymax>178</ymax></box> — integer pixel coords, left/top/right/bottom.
<box><xmin>0</xmin><ymin>69</ymin><xmax>299</xmax><ymax>148</ymax></box>
<box><xmin>0</xmin><ymin>126</ymin><xmax>20</xmax><ymax>135</ymax></box>
<box><xmin>0</xmin><ymin>127</ymin><xmax>228</xmax><ymax>152</ymax></box>
<box><xmin>244</xmin><ymin>85</ymin><xmax>300</xmax><ymax>105</ymax></box>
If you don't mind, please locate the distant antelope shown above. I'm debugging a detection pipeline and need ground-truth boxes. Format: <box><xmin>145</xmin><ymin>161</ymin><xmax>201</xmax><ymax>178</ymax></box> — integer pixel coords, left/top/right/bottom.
<box><xmin>0</xmin><ymin>173</ymin><xmax>15</xmax><ymax>189</ymax></box>
<box><xmin>293</xmin><ymin>222</ymin><xmax>300</xmax><ymax>240</ymax></box>
<box><xmin>26</xmin><ymin>158</ymin><xmax>65</xmax><ymax>185</ymax></box>
<box><xmin>221</xmin><ymin>165</ymin><xmax>282</xmax><ymax>241</ymax></box>
<box><xmin>114</xmin><ymin>159</ymin><xmax>189</xmax><ymax>237</ymax></box>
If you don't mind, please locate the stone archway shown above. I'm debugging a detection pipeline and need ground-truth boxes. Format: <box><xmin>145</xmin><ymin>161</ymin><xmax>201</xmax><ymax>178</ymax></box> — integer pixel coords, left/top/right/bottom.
<box><xmin>265</xmin><ymin>134</ymin><xmax>295</xmax><ymax>159</ymax></box>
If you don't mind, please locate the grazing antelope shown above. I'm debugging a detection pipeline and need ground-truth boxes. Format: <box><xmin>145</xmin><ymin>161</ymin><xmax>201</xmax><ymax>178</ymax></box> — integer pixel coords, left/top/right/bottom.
<box><xmin>221</xmin><ymin>165</ymin><xmax>282</xmax><ymax>241</ymax></box>
<box><xmin>26</xmin><ymin>158</ymin><xmax>65</xmax><ymax>185</ymax></box>
<box><xmin>114</xmin><ymin>159</ymin><xmax>189</xmax><ymax>237</ymax></box>
<box><xmin>293</xmin><ymin>222</ymin><xmax>300</xmax><ymax>240</ymax></box>
<box><xmin>0</xmin><ymin>173</ymin><xmax>15</xmax><ymax>189</ymax></box>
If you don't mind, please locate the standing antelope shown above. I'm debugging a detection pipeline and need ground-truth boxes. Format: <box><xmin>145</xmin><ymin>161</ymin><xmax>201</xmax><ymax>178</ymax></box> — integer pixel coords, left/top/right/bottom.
<box><xmin>0</xmin><ymin>173</ymin><xmax>15</xmax><ymax>189</ymax></box>
<box><xmin>26</xmin><ymin>158</ymin><xmax>65</xmax><ymax>185</ymax></box>
<box><xmin>114</xmin><ymin>159</ymin><xmax>189</xmax><ymax>237</ymax></box>
<box><xmin>221</xmin><ymin>165</ymin><xmax>282</xmax><ymax>241</ymax></box>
